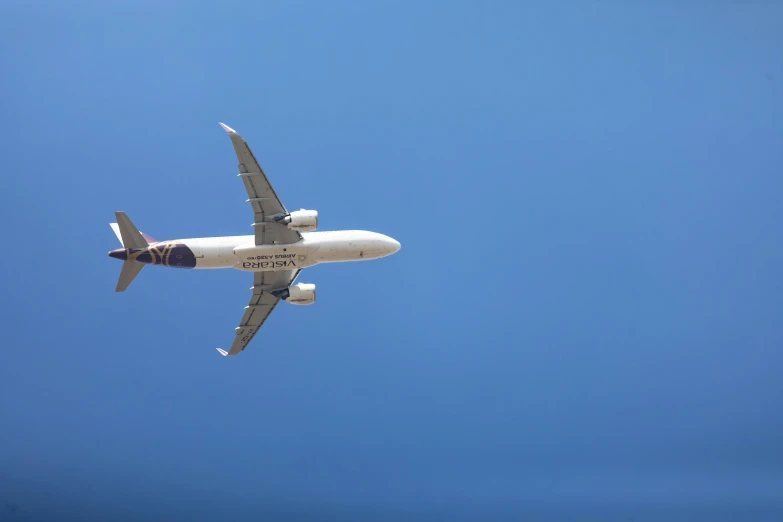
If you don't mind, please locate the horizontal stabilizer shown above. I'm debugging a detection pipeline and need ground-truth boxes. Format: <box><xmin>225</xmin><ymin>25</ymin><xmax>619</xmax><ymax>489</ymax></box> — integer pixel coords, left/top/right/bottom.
<box><xmin>115</xmin><ymin>261</ymin><xmax>145</xmax><ymax>292</ymax></box>
<box><xmin>216</xmin><ymin>348</ymin><xmax>229</xmax><ymax>356</ymax></box>
<box><xmin>115</xmin><ymin>212</ymin><xmax>149</xmax><ymax>250</ymax></box>
<box><xmin>111</xmin><ymin>223</ymin><xmax>157</xmax><ymax>246</ymax></box>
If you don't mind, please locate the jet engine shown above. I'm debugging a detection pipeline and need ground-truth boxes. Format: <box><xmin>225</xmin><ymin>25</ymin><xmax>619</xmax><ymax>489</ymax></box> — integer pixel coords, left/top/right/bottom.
<box><xmin>273</xmin><ymin>282</ymin><xmax>316</xmax><ymax>305</ymax></box>
<box><xmin>277</xmin><ymin>209</ymin><xmax>318</xmax><ymax>231</ymax></box>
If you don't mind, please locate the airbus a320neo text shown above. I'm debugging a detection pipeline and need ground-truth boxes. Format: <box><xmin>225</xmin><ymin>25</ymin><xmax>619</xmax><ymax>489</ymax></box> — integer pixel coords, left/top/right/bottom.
<box><xmin>108</xmin><ymin>123</ymin><xmax>400</xmax><ymax>356</ymax></box>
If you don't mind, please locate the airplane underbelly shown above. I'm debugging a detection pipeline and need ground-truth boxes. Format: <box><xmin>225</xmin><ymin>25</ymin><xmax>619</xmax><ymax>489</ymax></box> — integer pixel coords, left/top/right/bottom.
<box><xmin>315</xmin><ymin>239</ymin><xmax>384</xmax><ymax>263</ymax></box>
<box><xmin>233</xmin><ymin>244</ymin><xmax>317</xmax><ymax>272</ymax></box>
<box><xmin>193</xmin><ymin>243</ymin><xmax>238</xmax><ymax>269</ymax></box>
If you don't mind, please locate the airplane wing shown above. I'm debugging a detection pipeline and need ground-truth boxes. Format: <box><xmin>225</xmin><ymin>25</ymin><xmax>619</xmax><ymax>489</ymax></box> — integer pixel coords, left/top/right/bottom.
<box><xmin>219</xmin><ymin>123</ymin><xmax>301</xmax><ymax>246</ymax></box>
<box><xmin>216</xmin><ymin>269</ymin><xmax>301</xmax><ymax>356</ymax></box>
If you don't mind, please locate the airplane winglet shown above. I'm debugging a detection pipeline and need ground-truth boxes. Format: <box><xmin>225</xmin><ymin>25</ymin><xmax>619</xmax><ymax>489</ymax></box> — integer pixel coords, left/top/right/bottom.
<box><xmin>216</xmin><ymin>348</ymin><xmax>229</xmax><ymax>356</ymax></box>
<box><xmin>218</xmin><ymin>122</ymin><xmax>236</xmax><ymax>134</ymax></box>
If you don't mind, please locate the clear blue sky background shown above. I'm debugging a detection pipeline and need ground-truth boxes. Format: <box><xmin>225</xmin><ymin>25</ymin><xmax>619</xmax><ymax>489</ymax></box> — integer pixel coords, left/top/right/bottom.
<box><xmin>1</xmin><ymin>2</ymin><xmax>782</xmax><ymax>520</ymax></box>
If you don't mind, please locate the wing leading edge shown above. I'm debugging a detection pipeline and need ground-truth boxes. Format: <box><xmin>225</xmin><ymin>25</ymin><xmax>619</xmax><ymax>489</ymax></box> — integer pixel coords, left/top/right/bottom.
<box><xmin>219</xmin><ymin>123</ymin><xmax>300</xmax><ymax>246</ymax></box>
<box><xmin>216</xmin><ymin>269</ymin><xmax>301</xmax><ymax>356</ymax></box>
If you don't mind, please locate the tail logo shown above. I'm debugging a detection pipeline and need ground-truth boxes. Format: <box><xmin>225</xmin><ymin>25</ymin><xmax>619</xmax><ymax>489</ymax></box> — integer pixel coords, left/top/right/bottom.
<box><xmin>129</xmin><ymin>242</ymin><xmax>197</xmax><ymax>268</ymax></box>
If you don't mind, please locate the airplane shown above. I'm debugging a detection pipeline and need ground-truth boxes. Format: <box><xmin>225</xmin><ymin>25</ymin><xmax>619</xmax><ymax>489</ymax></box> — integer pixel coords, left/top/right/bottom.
<box><xmin>108</xmin><ymin>122</ymin><xmax>400</xmax><ymax>356</ymax></box>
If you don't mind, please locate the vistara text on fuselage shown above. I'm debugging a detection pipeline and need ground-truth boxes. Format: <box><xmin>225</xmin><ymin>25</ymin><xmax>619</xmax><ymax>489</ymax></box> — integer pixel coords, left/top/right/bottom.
<box><xmin>107</xmin><ymin>122</ymin><xmax>400</xmax><ymax>357</ymax></box>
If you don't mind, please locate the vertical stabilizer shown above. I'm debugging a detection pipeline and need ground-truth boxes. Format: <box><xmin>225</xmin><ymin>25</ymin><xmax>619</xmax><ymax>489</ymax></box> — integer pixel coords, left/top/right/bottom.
<box><xmin>111</xmin><ymin>212</ymin><xmax>148</xmax><ymax>292</ymax></box>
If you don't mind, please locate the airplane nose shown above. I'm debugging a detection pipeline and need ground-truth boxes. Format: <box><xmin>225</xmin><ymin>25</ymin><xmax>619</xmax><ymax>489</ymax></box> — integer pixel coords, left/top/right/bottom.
<box><xmin>108</xmin><ymin>248</ymin><xmax>128</xmax><ymax>261</ymax></box>
<box><xmin>363</xmin><ymin>233</ymin><xmax>400</xmax><ymax>258</ymax></box>
<box><xmin>379</xmin><ymin>235</ymin><xmax>400</xmax><ymax>255</ymax></box>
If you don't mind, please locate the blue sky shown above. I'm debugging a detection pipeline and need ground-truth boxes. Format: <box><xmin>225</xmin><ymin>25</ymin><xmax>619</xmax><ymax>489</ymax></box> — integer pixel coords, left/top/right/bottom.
<box><xmin>1</xmin><ymin>2</ymin><xmax>782</xmax><ymax>520</ymax></box>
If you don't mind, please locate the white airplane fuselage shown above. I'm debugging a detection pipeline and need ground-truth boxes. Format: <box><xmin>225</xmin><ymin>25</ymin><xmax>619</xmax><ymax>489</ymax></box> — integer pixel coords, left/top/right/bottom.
<box><xmin>109</xmin><ymin>230</ymin><xmax>401</xmax><ymax>272</ymax></box>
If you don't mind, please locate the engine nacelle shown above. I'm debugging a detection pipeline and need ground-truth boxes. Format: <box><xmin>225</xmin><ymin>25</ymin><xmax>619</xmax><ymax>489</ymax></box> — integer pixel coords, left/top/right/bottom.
<box><xmin>275</xmin><ymin>282</ymin><xmax>316</xmax><ymax>305</ymax></box>
<box><xmin>280</xmin><ymin>209</ymin><xmax>318</xmax><ymax>231</ymax></box>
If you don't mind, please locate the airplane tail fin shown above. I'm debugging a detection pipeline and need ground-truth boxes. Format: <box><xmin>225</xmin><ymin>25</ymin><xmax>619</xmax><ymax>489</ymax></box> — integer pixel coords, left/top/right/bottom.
<box><xmin>109</xmin><ymin>212</ymin><xmax>152</xmax><ymax>292</ymax></box>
